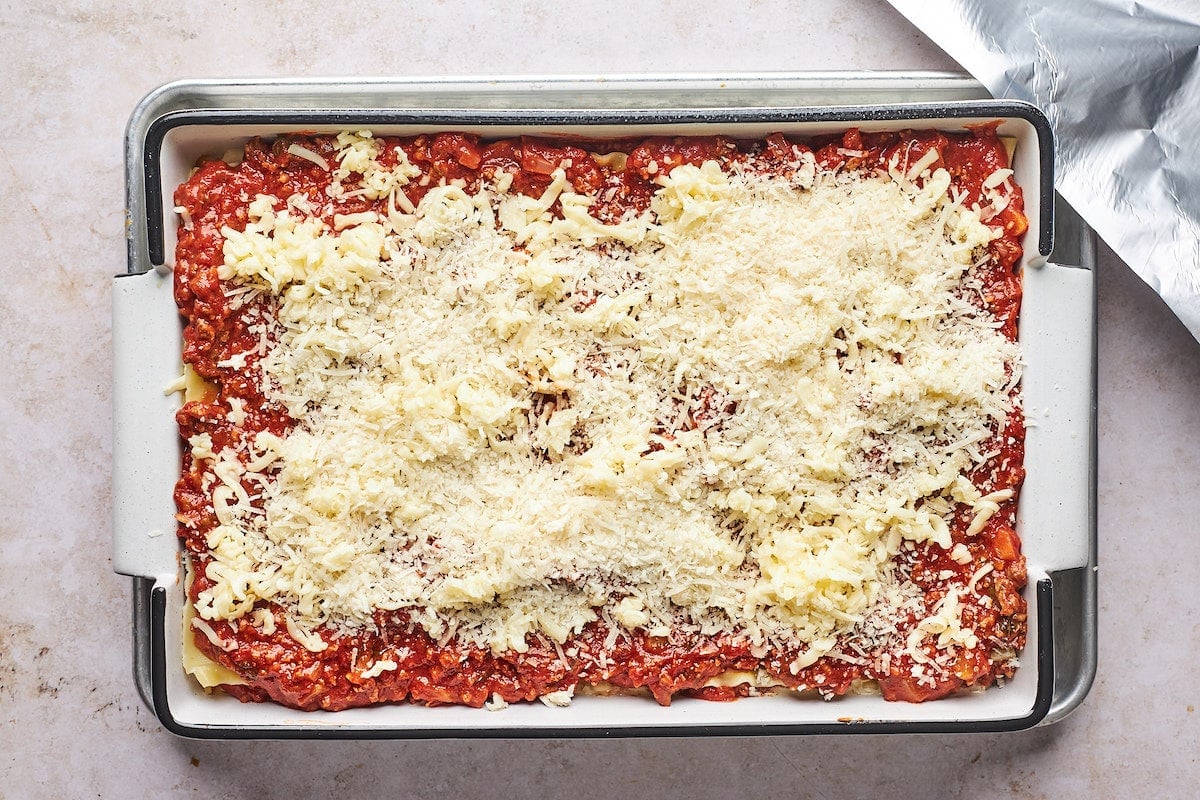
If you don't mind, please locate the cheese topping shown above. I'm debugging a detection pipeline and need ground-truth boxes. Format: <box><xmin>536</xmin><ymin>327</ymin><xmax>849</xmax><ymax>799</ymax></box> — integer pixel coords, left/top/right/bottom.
<box><xmin>194</xmin><ymin>135</ymin><xmax>1019</xmax><ymax>666</ymax></box>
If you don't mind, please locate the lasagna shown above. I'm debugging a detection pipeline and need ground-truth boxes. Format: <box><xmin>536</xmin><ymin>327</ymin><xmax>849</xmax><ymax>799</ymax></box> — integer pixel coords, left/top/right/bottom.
<box><xmin>171</xmin><ymin>126</ymin><xmax>1029</xmax><ymax>710</ymax></box>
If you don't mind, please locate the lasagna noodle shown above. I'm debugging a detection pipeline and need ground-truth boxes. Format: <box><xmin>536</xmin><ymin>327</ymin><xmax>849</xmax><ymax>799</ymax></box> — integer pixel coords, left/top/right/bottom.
<box><xmin>172</xmin><ymin>129</ymin><xmax>1028</xmax><ymax>709</ymax></box>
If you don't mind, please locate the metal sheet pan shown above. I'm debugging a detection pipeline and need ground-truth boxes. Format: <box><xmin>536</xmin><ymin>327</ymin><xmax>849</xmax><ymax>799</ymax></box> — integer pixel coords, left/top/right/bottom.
<box><xmin>117</xmin><ymin>74</ymin><xmax>1095</xmax><ymax>738</ymax></box>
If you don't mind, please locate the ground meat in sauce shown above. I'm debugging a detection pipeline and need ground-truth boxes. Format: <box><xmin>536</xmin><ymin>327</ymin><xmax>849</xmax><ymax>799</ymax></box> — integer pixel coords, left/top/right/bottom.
<box><xmin>173</xmin><ymin>128</ymin><xmax>1028</xmax><ymax>711</ymax></box>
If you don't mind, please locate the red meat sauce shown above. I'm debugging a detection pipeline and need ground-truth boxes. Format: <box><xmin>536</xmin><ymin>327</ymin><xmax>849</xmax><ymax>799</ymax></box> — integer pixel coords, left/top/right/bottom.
<box><xmin>172</xmin><ymin>127</ymin><xmax>1027</xmax><ymax>711</ymax></box>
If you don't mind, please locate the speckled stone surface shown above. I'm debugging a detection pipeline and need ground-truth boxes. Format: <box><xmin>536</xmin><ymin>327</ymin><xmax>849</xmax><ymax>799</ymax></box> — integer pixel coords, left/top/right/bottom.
<box><xmin>1</xmin><ymin>1</ymin><xmax>1196</xmax><ymax>797</ymax></box>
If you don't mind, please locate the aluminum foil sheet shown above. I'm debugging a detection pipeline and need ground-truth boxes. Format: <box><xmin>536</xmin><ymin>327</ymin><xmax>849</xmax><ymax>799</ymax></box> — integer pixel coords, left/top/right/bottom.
<box><xmin>887</xmin><ymin>0</ymin><xmax>1200</xmax><ymax>338</ymax></box>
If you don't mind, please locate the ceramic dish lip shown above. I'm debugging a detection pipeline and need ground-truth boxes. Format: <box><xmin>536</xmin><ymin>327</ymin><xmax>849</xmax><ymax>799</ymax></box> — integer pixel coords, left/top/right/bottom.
<box><xmin>117</xmin><ymin>78</ymin><xmax>1091</xmax><ymax>738</ymax></box>
<box><xmin>141</xmin><ymin>581</ymin><xmax>1054</xmax><ymax>739</ymax></box>
<box><xmin>135</xmin><ymin>101</ymin><xmax>1054</xmax><ymax>268</ymax></box>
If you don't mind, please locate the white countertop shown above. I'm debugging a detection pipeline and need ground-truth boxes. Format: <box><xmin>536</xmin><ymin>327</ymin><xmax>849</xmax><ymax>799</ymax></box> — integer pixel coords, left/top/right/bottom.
<box><xmin>2</xmin><ymin>1</ymin><xmax>1197</xmax><ymax>796</ymax></box>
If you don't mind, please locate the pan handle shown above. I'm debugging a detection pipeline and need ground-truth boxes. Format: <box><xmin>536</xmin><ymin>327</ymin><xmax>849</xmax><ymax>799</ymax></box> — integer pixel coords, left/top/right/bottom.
<box><xmin>112</xmin><ymin>269</ymin><xmax>182</xmax><ymax>581</ymax></box>
<box><xmin>1018</xmin><ymin>261</ymin><xmax>1096</xmax><ymax>574</ymax></box>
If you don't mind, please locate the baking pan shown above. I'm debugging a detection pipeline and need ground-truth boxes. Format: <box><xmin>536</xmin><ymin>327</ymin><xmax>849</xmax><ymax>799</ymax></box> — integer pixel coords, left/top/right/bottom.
<box><xmin>115</xmin><ymin>74</ymin><xmax>1096</xmax><ymax>738</ymax></box>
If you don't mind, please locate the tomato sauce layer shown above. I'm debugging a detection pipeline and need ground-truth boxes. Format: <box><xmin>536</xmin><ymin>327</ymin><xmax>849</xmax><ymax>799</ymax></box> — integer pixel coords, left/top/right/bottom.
<box><xmin>173</xmin><ymin>128</ymin><xmax>1028</xmax><ymax>710</ymax></box>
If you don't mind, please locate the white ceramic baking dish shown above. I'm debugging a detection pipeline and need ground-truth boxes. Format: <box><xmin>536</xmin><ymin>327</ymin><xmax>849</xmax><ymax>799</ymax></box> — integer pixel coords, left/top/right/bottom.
<box><xmin>115</xmin><ymin>75</ymin><xmax>1095</xmax><ymax>738</ymax></box>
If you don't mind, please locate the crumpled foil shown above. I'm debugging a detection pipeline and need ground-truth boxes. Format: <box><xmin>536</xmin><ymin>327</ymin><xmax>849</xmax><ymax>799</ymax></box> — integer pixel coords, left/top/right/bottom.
<box><xmin>887</xmin><ymin>0</ymin><xmax>1200</xmax><ymax>339</ymax></box>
